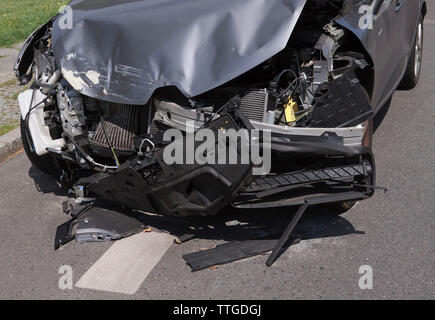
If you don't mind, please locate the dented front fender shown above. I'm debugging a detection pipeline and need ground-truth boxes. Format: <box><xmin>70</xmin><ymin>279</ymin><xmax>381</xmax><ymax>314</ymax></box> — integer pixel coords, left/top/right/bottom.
<box><xmin>14</xmin><ymin>16</ymin><xmax>58</xmax><ymax>84</ymax></box>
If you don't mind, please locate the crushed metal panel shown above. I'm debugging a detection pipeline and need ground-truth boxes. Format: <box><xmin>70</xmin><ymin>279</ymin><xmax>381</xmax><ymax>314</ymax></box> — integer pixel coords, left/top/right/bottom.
<box><xmin>52</xmin><ymin>0</ymin><xmax>307</xmax><ymax>105</ymax></box>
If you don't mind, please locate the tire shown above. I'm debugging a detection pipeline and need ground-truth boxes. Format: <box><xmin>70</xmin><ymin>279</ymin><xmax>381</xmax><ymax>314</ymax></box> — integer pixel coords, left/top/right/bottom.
<box><xmin>320</xmin><ymin>200</ymin><xmax>357</xmax><ymax>215</ymax></box>
<box><xmin>399</xmin><ymin>15</ymin><xmax>424</xmax><ymax>90</ymax></box>
<box><xmin>20</xmin><ymin>117</ymin><xmax>59</xmax><ymax>175</ymax></box>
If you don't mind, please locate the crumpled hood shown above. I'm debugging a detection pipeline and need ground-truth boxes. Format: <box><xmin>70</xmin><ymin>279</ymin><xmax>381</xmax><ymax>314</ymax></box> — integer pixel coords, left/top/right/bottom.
<box><xmin>52</xmin><ymin>0</ymin><xmax>307</xmax><ymax>105</ymax></box>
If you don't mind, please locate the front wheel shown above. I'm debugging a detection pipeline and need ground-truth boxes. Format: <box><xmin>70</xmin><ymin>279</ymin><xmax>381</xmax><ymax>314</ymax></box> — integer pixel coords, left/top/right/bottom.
<box><xmin>399</xmin><ymin>16</ymin><xmax>424</xmax><ymax>90</ymax></box>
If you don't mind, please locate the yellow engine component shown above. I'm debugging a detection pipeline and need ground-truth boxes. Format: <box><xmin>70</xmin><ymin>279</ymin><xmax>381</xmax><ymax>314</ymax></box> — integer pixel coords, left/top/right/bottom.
<box><xmin>284</xmin><ymin>98</ymin><xmax>298</xmax><ymax>123</ymax></box>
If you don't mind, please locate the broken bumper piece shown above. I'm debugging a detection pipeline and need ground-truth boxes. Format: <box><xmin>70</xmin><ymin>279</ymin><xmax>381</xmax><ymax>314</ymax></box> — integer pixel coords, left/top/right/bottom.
<box><xmin>73</xmin><ymin>114</ymin><xmax>375</xmax><ymax>217</ymax></box>
<box><xmin>233</xmin><ymin>155</ymin><xmax>375</xmax><ymax>209</ymax></box>
<box><xmin>75</xmin><ymin>104</ymin><xmax>255</xmax><ymax>217</ymax></box>
<box><xmin>54</xmin><ymin>200</ymin><xmax>146</xmax><ymax>250</ymax></box>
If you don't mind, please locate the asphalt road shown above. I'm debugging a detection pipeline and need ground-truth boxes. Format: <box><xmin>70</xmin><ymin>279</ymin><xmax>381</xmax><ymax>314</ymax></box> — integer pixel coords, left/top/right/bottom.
<box><xmin>0</xmin><ymin>15</ymin><xmax>434</xmax><ymax>300</ymax></box>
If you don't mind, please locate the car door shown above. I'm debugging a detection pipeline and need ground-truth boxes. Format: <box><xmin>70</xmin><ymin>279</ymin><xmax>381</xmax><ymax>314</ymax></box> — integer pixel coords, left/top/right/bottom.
<box><xmin>397</xmin><ymin>0</ymin><xmax>421</xmax><ymax>73</ymax></box>
<box><xmin>369</xmin><ymin>0</ymin><xmax>405</xmax><ymax>111</ymax></box>
<box><xmin>336</xmin><ymin>0</ymin><xmax>404</xmax><ymax>112</ymax></box>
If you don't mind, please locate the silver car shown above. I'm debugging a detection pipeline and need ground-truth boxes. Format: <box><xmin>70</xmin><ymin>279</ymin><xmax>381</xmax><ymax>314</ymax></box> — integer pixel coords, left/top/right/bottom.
<box><xmin>14</xmin><ymin>0</ymin><xmax>426</xmax><ymax>218</ymax></box>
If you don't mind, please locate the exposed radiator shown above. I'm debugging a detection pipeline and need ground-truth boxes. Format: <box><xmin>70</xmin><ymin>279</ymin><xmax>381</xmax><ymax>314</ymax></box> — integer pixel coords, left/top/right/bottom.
<box><xmin>89</xmin><ymin>103</ymin><xmax>141</xmax><ymax>152</ymax></box>
<box><xmin>239</xmin><ymin>89</ymin><xmax>269</xmax><ymax>123</ymax></box>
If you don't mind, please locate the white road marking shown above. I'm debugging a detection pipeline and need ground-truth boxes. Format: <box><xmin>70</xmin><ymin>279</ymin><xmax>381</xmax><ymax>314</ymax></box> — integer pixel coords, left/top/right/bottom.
<box><xmin>75</xmin><ymin>232</ymin><xmax>173</xmax><ymax>295</ymax></box>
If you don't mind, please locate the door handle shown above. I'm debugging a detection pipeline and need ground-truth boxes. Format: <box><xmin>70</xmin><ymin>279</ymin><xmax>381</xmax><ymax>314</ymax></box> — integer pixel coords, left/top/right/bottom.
<box><xmin>394</xmin><ymin>0</ymin><xmax>403</xmax><ymax>12</ymax></box>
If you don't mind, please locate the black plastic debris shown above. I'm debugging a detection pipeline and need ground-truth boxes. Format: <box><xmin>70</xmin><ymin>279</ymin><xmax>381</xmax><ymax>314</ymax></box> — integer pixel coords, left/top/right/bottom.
<box><xmin>183</xmin><ymin>238</ymin><xmax>300</xmax><ymax>272</ymax></box>
<box><xmin>75</xmin><ymin>207</ymin><xmax>146</xmax><ymax>243</ymax></box>
<box><xmin>309</xmin><ymin>70</ymin><xmax>373</xmax><ymax>128</ymax></box>
<box><xmin>54</xmin><ymin>219</ymin><xmax>76</xmax><ymax>250</ymax></box>
<box><xmin>54</xmin><ymin>201</ymin><xmax>146</xmax><ymax>249</ymax></box>
<box><xmin>82</xmin><ymin>101</ymin><xmax>255</xmax><ymax>217</ymax></box>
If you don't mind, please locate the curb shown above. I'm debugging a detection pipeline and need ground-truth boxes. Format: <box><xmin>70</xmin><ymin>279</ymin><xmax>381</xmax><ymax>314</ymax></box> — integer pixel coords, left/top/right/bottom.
<box><xmin>0</xmin><ymin>127</ymin><xmax>22</xmax><ymax>163</ymax></box>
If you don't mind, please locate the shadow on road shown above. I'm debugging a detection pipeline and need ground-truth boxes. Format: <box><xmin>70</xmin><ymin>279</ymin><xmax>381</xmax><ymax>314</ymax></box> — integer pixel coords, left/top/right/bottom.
<box><xmin>122</xmin><ymin>203</ymin><xmax>365</xmax><ymax>246</ymax></box>
<box><xmin>27</xmin><ymin>165</ymin><xmax>364</xmax><ymax>256</ymax></box>
<box><xmin>28</xmin><ymin>166</ymin><xmax>70</xmax><ymax>197</ymax></box>
<box><xmin>373</xmin><ymin>97</ymin><xmax>392</xmax><ymax>133</ymax></box>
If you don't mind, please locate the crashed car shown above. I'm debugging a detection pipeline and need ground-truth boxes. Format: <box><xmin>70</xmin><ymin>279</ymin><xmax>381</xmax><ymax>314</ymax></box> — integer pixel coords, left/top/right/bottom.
<box><xmin>14</xmin><ymin>0</ymin><xmax>426</xmax><ymax>219</ymax></box>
